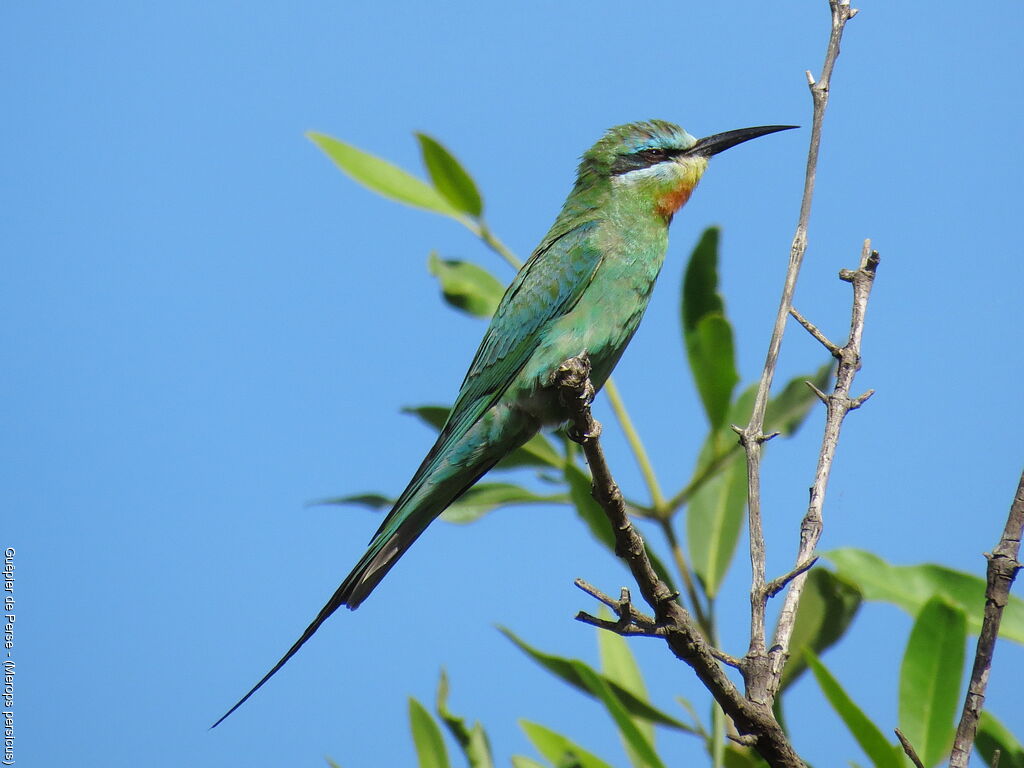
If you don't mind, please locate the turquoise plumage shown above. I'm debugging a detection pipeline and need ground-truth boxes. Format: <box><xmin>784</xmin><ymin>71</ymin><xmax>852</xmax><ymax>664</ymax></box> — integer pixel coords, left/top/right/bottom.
<box><xmin>213</xmin><ymin>120</ymin><xmax>793</xmax><ymax>726</ymax></box>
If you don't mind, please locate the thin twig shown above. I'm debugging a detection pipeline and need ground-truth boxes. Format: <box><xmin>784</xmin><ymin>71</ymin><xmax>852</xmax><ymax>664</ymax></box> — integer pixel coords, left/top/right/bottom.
<box><xmin>766</xmin><ymin>242</ymin><xmax>879</xmax><ymax>699</ymax></box>
<box><xmin>554</xmin><ymin>354</ymin><xmax>804</xmax><ymax>768</ymax></box>
<box><xmin>604</xmin><ymin>377</ymin><xmax>667</xmax><ymax>510</ymax></box>
<box><xmin>765</xmin><ymin>557</ymin><xmax>819</xmax><ymax>598</ymax></box>
<box><xmin>575</xmin><ymin>612</ymin><xmax>666</xmax><ymax>638</ymax></box>
<box><xmin>789</xmin><ymin>307</ymin><xmax>841</xmax><ymax>355</ymax></box>
<box><xmin>738</xmin><ymin>0</ymin><xmax>859</xmax><ymax>707</ymax></box>
<box><xmin>948</xmin><ymin>469</ymin><xmax>1024</xmax><ymax>768</ymax></box>
<box><xmin>895</xmin><ymin>728</ymin><xmax>927</xmax><ymax>768</ymax></box>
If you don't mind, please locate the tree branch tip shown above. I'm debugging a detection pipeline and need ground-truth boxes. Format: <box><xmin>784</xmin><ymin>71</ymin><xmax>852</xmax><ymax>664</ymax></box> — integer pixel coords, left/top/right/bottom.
<box><xmin>710</xmin><ymin>647</ymin><xmax>744</xmax><ymax>669</ymax></box>
<box><xmin>790</xmin><ymin>306</ymin><xmax>841</xmax><ymax>354</ymax></box>
<box><xmin>728</xmin><ymin>733</ymin><xmax>758</xmax><ymax>747</ymax></box>
<box><xmin>894</xmin><ymin>728</ymin><xmax>927</xmax><ymax>768</ymax></box>
<box><xmin>805</xmin><ymin>380</ymin><xmax>829</xmax><ymax>404</ymax></box>
<box><xmin>766</xmin><ymin>556</ymin><xmax>819</xmax><ymax>598</ymax></box>
<box><xmin>849</xmin><ymin>389</ymin><xmax>875</xmax><ymax>409</ymax></box>
<box><xmin>805</xmin><ymin>69</ymin><xmax>816</xmax><ymax>86</ymax></box>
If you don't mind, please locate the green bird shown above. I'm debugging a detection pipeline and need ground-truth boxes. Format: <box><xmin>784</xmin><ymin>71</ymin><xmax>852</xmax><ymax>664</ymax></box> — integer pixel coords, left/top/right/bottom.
<box><xmin>214</xmin><ymin>119</ymin><xmax>794</xmax><ymax>726</ymax></box>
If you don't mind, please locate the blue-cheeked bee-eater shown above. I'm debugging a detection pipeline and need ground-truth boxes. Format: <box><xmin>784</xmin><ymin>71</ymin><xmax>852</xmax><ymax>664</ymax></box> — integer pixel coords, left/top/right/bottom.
<box><xmin>213</xmin><ymin>119</ymin><xmax>795</xmax><ymax>726</ymax></box>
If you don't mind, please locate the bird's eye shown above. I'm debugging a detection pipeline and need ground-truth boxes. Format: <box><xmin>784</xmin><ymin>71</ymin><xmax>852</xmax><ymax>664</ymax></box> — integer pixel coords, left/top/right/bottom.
<box><xmin>639</xmin><ymin>148</ymin><xmax>667</xmax><ymax>161</ymax></box>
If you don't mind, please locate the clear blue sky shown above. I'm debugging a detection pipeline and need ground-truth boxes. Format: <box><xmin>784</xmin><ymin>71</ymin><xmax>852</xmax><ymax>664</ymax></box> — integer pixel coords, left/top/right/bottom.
<box><xmin>5</xmin><ymin>2</ymin><xmax>1022</xmax><ymax>766</ymax></box>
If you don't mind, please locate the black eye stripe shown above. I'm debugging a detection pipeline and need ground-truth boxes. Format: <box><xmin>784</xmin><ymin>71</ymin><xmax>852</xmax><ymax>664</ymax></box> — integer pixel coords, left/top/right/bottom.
<box><xmin>610</xmin><ymin>146</ymin><xmax>683</xmax><ymax>176</ymax></box>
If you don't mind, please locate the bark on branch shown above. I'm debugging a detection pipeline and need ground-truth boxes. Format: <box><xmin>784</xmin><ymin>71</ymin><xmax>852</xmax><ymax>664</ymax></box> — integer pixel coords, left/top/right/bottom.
<box><xmin>948</xmin><ymin>470</ymin><xmax>1024</xmax><ymax>767</ymax></box>
<box><xmin>554</xmin><ymin>355</ymin><xmax>805</xmax><ymax>768</ymax></box>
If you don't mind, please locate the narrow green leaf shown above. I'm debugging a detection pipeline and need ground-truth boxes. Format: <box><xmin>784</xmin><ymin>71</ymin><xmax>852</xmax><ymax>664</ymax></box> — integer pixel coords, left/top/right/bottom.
<box><xmin>409</xmin><ymin>697</ymin><xmax>451</xmax><ymax>768</ymax></box>
<box><xmin>722</xmin><ymin>746</ymin><xmax>769</xmax><ymax>768</ymax></box>
<box><xmin>499</xmin><ymin>627</ymin><xmax>693</xmax><ymax>732</ymax></box>
<box><xmin>520</xmin><ymin>720</ymin><xmax>616</xmax><ymax>768</ymax></box>
<box><xmin>597</xmin><ymin>610</ymin><xmax>654</xmax><ymax>768</ymax></box>
<box><xmin>511</xmin><ymin>758</ymin><xmax>548</xmax><ymax>768</ymax></box>
<box><xmin>427</xmin><ymin>253</ymin><xmax>504</xmax><ymax>317</ymax></box>
<box><xmin>440</xmin><ymin>483</ymin><xmax>568</xmax><ymax>524</ymax></box>
<box><xmin>315</xmin><ymin>492</ymin><xmax>392</xmax><ymax>510</ymax></box>
<box><xmin>566</xmin><ymin>463</ymin><xmax>678</xmax><ymax>594</ymax></box>
<box><xmin>681</xmin><ymin>227</ymin><xmax>739</xmax><ymax>430</ymax></box>
<box><xmin>826</xmin><ymin>549</ymin><xmax>1024</xmax><ymax>644</ymax></box>
<box><xmin>764</xmin><ymin>361</ymin><xmax>833</xmax><ymax>436</ymax></box>
<box><xmin>898</xmin><ymin>597</ymin><xmax>966</xmax><ymax>767</ymax></box>
<box><xmin>977</xmin><ymin>711</ymin><xmax>1024</xmax><ymax>768</ymax></box>
<box><xmin>436</xmin><ymin>670</ymin><xmax>494</xmax><ymax>768</ymax></box>
<box><xmin>403</xmin><ymin>404</ymin><xmax>451</xmax><ymax>430</ymax></box>
<box><xmin>566</xmin><ymin>463</ymin><xmax>615</xmax><ymax>550</ymax></box>
<box><xmin>686</xmin><ymin>314</ymin><xmax>739</xmax><ymax>431</ymax></box>
<box><xmin>686</xmin><ymin>449</ymin><xmax>746</xmax><ymax>598</ymax></box>
<box><xmin>308</xmin><ymin>132</ymin><xmax>459</xmax><ymax>216</ymax></box>
<box><xmin>780</xmin><ymin>569</ymin><xmax>862</xmax><ymax>690</ymax></box>
<box><xmin>401</xmin><ymin>404</ymin><xmax>563</xmax><ymax>469</ymax></box>
<box><xmin>500</xmin><ymin>433</ymin><xmax>564</xmax><ymax>469</ymax></box>
<box><xmin>682</xmin><ymin>227</ymin><xmax>726</xmax><ymax>328</ymax></box>
<box><xmin>572</xmin><ymin>662</ymin><xmax>666</xmax><ymax>768</ymax></box>
<box><xmin>805</xmin><ymin>651</ymin><xmax>903</xmax><ymax>768</ymax></box>
<box><xmin>416</xmin><ymin>133</ymin><xmax>484</xmax><ymax>217</ymax></box>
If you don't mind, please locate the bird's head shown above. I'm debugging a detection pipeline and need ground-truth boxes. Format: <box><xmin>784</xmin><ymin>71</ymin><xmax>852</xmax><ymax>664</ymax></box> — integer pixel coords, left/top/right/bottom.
<box><xmin>577</xmin><ymin>120</ymin><xmax>795</xmax><ymax>221</ymax></box>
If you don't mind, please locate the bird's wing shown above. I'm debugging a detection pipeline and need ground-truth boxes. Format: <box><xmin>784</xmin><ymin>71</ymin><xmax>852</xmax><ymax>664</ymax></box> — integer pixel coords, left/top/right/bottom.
<box><xmin>374</xmin><ymin>217</ymin><xmax>604</xmax><ymax>528</ymax></box>
<box><xmin>448</xmin><ymin>218</ymin><xmax>603</xmax><ymax>428</ymax></box>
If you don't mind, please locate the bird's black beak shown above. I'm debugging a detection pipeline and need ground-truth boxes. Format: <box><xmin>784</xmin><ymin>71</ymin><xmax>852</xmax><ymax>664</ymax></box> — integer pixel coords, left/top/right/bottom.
<box><xmin>685</xmin><ymin>125</ymin><xmax>798</xmax><ymax>158</ymax></box>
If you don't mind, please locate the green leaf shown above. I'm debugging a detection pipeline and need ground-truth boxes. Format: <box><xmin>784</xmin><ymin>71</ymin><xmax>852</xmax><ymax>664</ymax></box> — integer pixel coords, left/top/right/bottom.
<box><xmin>511</xmin><ymin>758</ymin><xmax>548</xmax><ymax>768</ymax></box>
<box><xmin>409</xmin><ymin>697</ymin><xmax>451</xmax><ymax>768</ymax></box>
<box><xmin>571</xmin><ymin>662</ymin><xmax>666</xmax><ymax>768</ymax></box>
<box><xmin>499</xmin><ymin>627</ymin><xmax>693</xmax><ymax>732</ymax></box>
<box><xmin>308</xmin><ymin>132</ymin><xmax>459</xmax><ymax>217</ymax></box>
<box><xmin>566</xmin><ymin>463</ymin><xmax>616</xmax><ymax>550</ymax></box>
<box><xmin>315</xmin><ymin>492</ymin><xmax>392</xmax><ymax>510</ymax></box>
<box><xmin>805</xmin><ymin>651</ymin><xmax>903</xmax><ymax>768</ymax></box>
<box><xmin>597</xmin><ymin>611</ymin><xmax>655</xmax><ymax>768</ymax></box>
<box><xmin>681</xmin><ymin>227</ymin><xmax>739</xmax><ymax>430</ymax></box>
<box><xmin>500</xmin><ymin>433</ymin><xmax>564</xmax><ymax>470</ymax></box>
<box><xmin>565</xmin><ymin>463</ymin><xmax>678</xmax><ymax>594</ymax></box>
<box><xmin>898</xmin><ymin>597</ymin><xmax>966</xmax><ymax>767</ymax></box>
<box><xmin>520</xmin><ymin>721</ymin><xmax>616</xmax><ymax>768</ymax></box>
<box><xmin>403</xmin><ymin>404</ymin><xmax>451</xmax><ymax>430</ymax></box>
<box><xmin>764</xmin><ymin>361</ymin><xmax>833</xmax><ymax>436</ymax></box>
<box><xmin>440</xmin><ymin>483</ymin><xmax>568</xmax><ymax>524</ymax></box>
<box><xmin>401</xmin><ymin>404</ymin><xmax>563</xmax><ymax>469</ymax></box>
<box><xmin>826</xmin><ymin>549</ymin><xmax>1024</xmax><ymax>644</ymax></box>
<box><xmin>686</xmin><ymin>448</ymin><xmax>746</xmax><ymax>598</ymax></box>
<box><xmin>722</xmin><ymin>746</ymin><xmax>769</xmax><ymax>768</ymax></box>
<box><xmin>416</xmin><ymin>133</ymin><xmax>484</xmax><ymax>217</ymax></box>
<box><xmin>435</xmin><ymin>670</ymin><xmax>494</xmax><ymax>768</ymax></box>
<box><xmin>427</xmin><ymin>253</ymin><xmax>505</xmax><ymax>317</ymax></box>
<box><xmin>977</xmin><ymin>711</ymin><xmax>1024</xmax><ymax>768</ymax></box>
<box><xmin>780</xmin><ymin>569</ymin><xmax>862</xmax><ymax>690</ymax></box>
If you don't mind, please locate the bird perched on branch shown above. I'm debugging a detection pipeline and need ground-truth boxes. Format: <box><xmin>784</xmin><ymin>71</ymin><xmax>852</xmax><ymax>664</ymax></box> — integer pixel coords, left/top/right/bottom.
<box><xmin>214</xmin><ymin>119</ymin><xmax>794</xmax><ymax>726</ymax></box>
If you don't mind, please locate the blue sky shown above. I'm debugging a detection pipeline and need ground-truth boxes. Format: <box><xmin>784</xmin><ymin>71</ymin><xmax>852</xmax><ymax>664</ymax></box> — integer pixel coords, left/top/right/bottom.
<box><xmin>5</xmin><ymin>2</ymin><xmax>1023</xmax><ymax>766</ymax></box>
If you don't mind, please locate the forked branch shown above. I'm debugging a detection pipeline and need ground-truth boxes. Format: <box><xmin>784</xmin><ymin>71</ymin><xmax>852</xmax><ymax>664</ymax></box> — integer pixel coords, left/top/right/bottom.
<box><xmin>554</xmin><ymin>355</ymin><xmax>804</xmax><ymax>768</ymax></box>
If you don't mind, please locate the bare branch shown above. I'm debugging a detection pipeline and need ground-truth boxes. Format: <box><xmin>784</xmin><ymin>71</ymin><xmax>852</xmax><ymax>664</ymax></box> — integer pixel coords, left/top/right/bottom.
<box><xmin>575</xmin><ymin>611</ymin><xmax>667</xmax><ymax>638</ymax></box>
<box><xmin>896</xmin><ymin>728</ymin><xmax>927</xmax><ymax>768</ymax></box>
<box><xmin>789</xmin><ymin>306</ymin><xmax>841</xmax><ymax>355</ymax></box>
<box><xmin>554</xmin><ymin>354</ymin><xmax>805</xmax><ymax>768</ymax></box>
<box><xmin>948</xmin><ymin>469</ymin><xmax>1024</xmax><ymax>767</ymax></box>
<box><xmin>767</xmin><ymin>242</ymin><xmax>880</xmax><ymax>699</ymax></box>
<box><xmin>738</xmin><ymin>0</ymin><xmax>859</xmax><ymax>706</ymax></box>
<box><xmin>765</xmin><ymin>557</ymin><xmax>819</xmax><ymax>598</ymax></box>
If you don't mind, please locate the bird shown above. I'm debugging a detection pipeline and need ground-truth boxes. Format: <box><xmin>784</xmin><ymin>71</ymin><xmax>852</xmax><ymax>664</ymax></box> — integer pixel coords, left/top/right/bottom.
<box><xmin>213</xmin><ymin>119</ymin><xmax>795</xmax><ymax>727</ymax></box>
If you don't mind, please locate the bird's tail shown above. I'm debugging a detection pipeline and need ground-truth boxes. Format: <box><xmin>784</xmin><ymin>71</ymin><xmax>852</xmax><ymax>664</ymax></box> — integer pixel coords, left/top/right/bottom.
<box><xmin>212</xmin><ymin>413</ymin><xmax>530</xmax><ymax>727</ymax></box>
